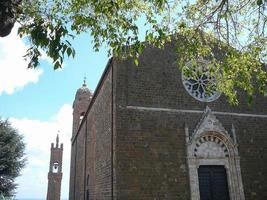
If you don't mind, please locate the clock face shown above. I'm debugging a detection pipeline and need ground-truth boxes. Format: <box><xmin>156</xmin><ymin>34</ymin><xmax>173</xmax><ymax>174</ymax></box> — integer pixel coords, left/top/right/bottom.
<box><xmin>182</xmin><ymin>60</ymin><xmax>221</xmax><ymax>102</ymax></box>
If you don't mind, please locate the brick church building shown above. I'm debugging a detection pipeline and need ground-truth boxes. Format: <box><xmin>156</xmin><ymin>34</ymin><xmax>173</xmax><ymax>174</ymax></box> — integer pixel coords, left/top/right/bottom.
<box><xmin>69</xmin><ymin>41</ymin><xmax>267</xmax><ymax>200</ymax></box>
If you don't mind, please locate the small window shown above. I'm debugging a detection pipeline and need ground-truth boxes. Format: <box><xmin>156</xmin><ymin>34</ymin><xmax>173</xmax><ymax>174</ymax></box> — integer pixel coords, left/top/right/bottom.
<box><xmin>52</xmin><ymin>162</ymin><xmax>59</xmax><ymax>173</ymax></box>
<box><xmin>79</xmin><ymin>112</ymin><xmax>85</xmax><ymax>123</ymax></box>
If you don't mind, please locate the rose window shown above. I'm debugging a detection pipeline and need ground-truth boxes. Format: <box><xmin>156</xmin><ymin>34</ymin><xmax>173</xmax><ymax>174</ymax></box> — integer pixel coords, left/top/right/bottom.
<box><xmin>182</xmin><ymin>60</ymin><xmax>221</xmax><ymax>102</ymax></box>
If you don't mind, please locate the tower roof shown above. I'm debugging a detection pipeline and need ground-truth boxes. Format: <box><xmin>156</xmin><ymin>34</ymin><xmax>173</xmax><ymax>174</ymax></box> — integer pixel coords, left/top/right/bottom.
<box><xmin>74</xmin><ymin>78</ymin><xmax>93</xmax><ymax>100</ymax></box>
<box><xmin>56</xmin><ymin>134</ymin><xmax>59</xmax><ymax>147</ymax></box>
<box><xmin>52</xmin><ymin>133</ymin><xmax>63</xmax><ymax>149</ymax></box>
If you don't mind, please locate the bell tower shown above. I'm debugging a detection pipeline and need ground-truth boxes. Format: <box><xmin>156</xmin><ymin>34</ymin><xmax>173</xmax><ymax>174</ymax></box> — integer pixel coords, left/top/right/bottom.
<box><xmin>72</xmin><ymin>78</ymin><xmax>93</xmax><ymax>136</ymax></box>
<box><xmin>69</xmin><ymin>78</ymin><xmax>93</xmax><ymax>199</ymax></box>
<box><xmin>46</xmin><ymin>135</ymin><xmax>63</xmax><ymax>200</ymax></box>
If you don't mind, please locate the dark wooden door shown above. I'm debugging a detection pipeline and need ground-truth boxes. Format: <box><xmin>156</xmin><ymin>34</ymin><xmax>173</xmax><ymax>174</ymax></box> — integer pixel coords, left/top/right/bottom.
<box><xmin>198</xmin><ymin>165</ymin><xmax>230</xmax><ymax>200</ymax></box>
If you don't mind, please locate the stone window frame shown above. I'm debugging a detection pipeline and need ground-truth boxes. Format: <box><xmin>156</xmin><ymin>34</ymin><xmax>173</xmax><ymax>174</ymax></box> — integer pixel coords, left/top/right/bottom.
<box><xmin>181</xmin><ymin>59</ymin><xmax>221</xmax><ymax>102</ymax></box>
<box><xmin>185</xmin><ymin>107</ymin><xmax>245</xmax><ymax>200</ymax></box>
<box><xmin>52</xmin><ymin>161</ymin><xmax>59</xmax><ymax>173</ymax></box>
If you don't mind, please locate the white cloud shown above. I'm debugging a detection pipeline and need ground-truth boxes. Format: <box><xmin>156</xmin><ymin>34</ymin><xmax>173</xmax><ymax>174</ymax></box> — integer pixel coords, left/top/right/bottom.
<box><xmin>10</xmin><ymin>104</ymin><xmax>73</xmax><ymax>199</ymax></box>
<box><xmin>0</xmin><ymin>24</ymin><xmax>43</xmax><ymax>95</ymax></box>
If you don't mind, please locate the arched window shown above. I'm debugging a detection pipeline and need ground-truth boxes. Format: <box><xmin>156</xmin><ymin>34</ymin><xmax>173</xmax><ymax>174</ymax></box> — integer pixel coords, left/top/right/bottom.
<box><xmin>52</xmin><ymin>162</ymin><xmax>59</xmax><ymax>173</ymax></box>
<box><xmin>79</xmin><ymin>112</ymin><xmax>85</xmax><ymax>123</ymax></box>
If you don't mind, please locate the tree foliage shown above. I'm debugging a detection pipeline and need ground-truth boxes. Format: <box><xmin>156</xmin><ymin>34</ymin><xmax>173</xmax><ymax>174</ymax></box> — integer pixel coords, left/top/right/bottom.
<box><xmin>0</xmin><ymin>0</ymin><xmax>21</xmax><ymax>37</ymax></box>
<box><xmin>8</xmin><ymin>0</ymin><xmax>267</xmax><ymax>104</ymax></box>
<box><xmin>0</xmin><ymin>119</ymin><xmax>26</xmax><ymax>197</ymax></box>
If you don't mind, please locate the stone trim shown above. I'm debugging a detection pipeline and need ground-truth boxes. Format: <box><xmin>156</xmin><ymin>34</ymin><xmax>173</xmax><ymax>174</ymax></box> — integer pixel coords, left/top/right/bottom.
<box><xmin>126</xmin><ymin>105</ymin><xmax>267</xmax><ymax>118</ymax></box>
<box><xmin>185</xmin><ymin>107</ymin><xmax>245</xmax><ymax>200</ymax></box>
<box><xmin>190</xmin><ymin>106</ymin><xmax>230</xmax><ymax>143</ymax></box>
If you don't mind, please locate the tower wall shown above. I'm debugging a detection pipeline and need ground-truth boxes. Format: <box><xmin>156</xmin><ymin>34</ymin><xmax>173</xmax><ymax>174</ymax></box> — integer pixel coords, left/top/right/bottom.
<box><xmin>47</xmin><ymin>137</ymin><xmax>63</xmax><ymax>200</ymax></box>
<box><xmin>69</xmin><ymin>81</ymin><xmax>92</xmax><ymax>199</ymax></box>
<box><xmin>73</xmin><ymin>101</ymin><xmax>90</xmax><ymax>136</ymax></box>
<box><xmin>72</xmin><ymin>81</ymin><xmax>92</xmax><ymax>137</ymax></box>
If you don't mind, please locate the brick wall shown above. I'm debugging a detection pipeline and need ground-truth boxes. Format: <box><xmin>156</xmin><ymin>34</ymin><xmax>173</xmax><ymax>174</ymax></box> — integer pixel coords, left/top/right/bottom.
<box><xmin>85</xmin><ymin>68</ymin><xmax>112</xmax><ymax>199</ymax></box>
<box><xmin>115</xmin><ymin>109</ymin><xmax>190</xmax><ymax>199</ymax></box>
<box><xmin>125</xmin><ymin>42</ymin><xmax>267</xmax><ymax>114</ymax></box>
<box><xmin>69</xmin><ymin>140</ymin><xmax>76</xmax><ymax>199</ymax></box>
<box><xmin>74</xmin><ymin>125</ymin><xmax>86</xmax><ymax>200</ymax></box>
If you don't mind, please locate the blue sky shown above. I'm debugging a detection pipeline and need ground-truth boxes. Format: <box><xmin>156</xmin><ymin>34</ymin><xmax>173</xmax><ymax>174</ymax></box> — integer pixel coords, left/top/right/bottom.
<box><xmin>0</xmin><ymin>25</ymin><xmax>109</xmax><ymax>199</ymax></box>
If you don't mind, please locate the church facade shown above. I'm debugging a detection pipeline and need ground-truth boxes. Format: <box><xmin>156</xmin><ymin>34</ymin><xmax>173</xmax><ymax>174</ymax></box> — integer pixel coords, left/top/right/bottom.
<box><xmin>69</xmin><ymin>42</ymin><xmax>267</xmax><ymax>200</ymax></box>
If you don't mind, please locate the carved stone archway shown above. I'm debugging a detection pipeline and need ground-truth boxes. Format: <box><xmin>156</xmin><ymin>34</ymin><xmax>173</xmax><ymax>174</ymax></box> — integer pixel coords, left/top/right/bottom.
<box><xmin>185</xmin><ymin>106</ymin><xmax>245</xmax><ymax>200</ymax></box>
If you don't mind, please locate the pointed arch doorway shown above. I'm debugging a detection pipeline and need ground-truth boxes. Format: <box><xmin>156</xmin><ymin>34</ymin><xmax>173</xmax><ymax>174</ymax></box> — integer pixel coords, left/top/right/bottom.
<box><xmin>185</xmin><ymin>107</ymin><xmax>245</xmax><ymax>200</ymax></box>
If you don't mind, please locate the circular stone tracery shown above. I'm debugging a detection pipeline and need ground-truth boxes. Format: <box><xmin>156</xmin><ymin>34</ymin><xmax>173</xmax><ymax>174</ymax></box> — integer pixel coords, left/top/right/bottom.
<box><xmin>182</xmin><ymin>60</ymin><xmax>221</xmax><ymax>102</ymax></box>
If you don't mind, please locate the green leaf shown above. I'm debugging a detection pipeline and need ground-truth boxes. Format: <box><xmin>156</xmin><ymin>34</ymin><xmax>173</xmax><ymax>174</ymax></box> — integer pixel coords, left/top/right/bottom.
<box><xmin>257</xmin><ymin>0</ymin><xmax>263</xmax><ymax>6</ymax></box>
<box><xmin>66</xmin><ymin>47</ymin><xmax>72</xmax><ymax>57</ymax></box>
<box><xmin>133</xmin><ymin>58</ymin><xmax>139</xmax><ymax>66</ymax></box>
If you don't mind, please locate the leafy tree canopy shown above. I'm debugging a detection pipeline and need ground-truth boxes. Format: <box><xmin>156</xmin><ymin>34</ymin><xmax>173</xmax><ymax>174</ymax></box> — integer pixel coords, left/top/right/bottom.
<box><xmin>10</xmin><ymin>0</ymin><xmax>267</xmax><ymax>104</ymax></box>
<box><xmin>0</xmin><ymin>119</ymin><xmax>26</xmax><ymax>197</ymax></box>
<box><xmin>0</xmin><ymin>0</ymin><xmax>21</xmax><ymax>37</ymax></box>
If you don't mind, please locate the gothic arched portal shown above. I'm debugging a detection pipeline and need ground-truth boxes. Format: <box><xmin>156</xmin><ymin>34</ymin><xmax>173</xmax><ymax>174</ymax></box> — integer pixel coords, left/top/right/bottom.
<box><xmin>185</xmin><ymin>107</ymin><xmax>245</xmax><ymax>200</ymax></box>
